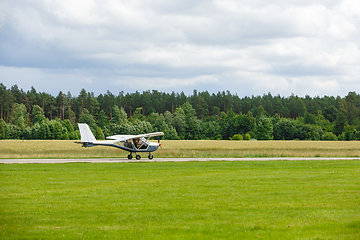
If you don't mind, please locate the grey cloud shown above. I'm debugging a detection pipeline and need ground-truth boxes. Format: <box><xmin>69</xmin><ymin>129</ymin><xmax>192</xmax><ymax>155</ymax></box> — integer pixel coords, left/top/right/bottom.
<box><xmin>0</xmin><ymin>0</ymin><xmax>359</xmax><ymax>97</ymax></box>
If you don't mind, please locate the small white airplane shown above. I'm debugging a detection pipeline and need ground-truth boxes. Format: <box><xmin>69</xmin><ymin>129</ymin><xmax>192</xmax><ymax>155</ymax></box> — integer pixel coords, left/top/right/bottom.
<box><xmin>77</xmin><ymin>123</ymin><xmax>164</xmax><ymax>160</ymax></box>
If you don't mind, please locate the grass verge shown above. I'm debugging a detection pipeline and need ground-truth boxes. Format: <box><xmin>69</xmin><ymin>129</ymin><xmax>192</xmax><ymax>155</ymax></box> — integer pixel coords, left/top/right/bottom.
<box><xmin>0</xmin><ymin>161</ymin><xmax>360</xmax><ymax>239</ymax></box>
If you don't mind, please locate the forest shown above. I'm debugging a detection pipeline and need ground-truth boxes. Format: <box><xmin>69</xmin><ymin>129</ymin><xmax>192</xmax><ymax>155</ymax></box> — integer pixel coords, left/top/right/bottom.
<box><xmin>0</xmin><ymin>83</ymin><xmax>359</xmax><ymax>141</ymax></box>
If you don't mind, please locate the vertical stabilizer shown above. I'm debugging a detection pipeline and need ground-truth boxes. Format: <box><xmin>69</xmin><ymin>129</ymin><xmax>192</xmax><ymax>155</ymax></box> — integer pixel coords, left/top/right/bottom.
<box><xmin>78</xmin><ymin>123</ymin><xmax>97</xmax><ymax>142</ymax></box>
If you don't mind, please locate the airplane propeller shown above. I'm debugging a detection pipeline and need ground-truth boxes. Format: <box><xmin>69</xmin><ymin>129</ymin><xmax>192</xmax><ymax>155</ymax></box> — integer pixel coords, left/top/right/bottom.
<box><xmin>158</xmin><ymin>136</ymin><xmax>162</xmax><ymax>148</ymax></box>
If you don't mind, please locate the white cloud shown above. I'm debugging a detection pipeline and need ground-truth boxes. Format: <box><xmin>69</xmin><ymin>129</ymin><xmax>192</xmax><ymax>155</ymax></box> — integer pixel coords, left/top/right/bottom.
<box><xmin>0</xmin><ymin>0</ymin><xmax>360</xmax><ymax>97</ymax></box>
<box><xmin>112</xmin><ymin>74</ymin><xmax>219</xmax><ymax>90</ymax></box>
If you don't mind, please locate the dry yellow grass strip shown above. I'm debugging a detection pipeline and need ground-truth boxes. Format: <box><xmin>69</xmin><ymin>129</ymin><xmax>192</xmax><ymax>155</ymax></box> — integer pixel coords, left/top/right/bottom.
<box><xmin>160</xmin><ymin>140</ymin><xmax>360</xmax><ymax>158</ymax></box>
<box><xmin>1</xmin><ymin>140</ymin><xmax>360</xmax><ymax>159</ymax></box>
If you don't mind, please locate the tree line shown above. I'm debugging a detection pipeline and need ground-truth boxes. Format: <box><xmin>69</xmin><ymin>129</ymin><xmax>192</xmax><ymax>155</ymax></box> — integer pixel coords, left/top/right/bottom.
<box><xmin>0</xmin><ymin>83</ymin><xmax>359</xmax><ymax>141</ymax></box>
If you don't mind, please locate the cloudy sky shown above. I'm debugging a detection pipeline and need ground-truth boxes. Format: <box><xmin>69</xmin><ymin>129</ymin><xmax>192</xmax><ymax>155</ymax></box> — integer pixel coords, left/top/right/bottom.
<box><xmin>1</xmin><ymin>0</ymin><xmax>359</xmax><ymax>97</ymax></box>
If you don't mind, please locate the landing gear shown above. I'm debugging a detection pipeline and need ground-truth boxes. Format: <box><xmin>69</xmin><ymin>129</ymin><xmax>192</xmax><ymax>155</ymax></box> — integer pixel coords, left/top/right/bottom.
<box><xmin>128</xmin><ymin>154</ymin><xmax>141</xmax><ymax>160</ymax></box>
<box><xmin>127</xmin><ymin>153</ymin><xmax>154</xmax><ymax>160</ymax></box>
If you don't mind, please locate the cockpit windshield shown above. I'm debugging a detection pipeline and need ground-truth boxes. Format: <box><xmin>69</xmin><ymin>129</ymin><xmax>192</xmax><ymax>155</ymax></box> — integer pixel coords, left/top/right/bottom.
<box><xmin>133</xmin><ymin>137</ymin><xmax>149</xmax><ymax>150</ymax></box>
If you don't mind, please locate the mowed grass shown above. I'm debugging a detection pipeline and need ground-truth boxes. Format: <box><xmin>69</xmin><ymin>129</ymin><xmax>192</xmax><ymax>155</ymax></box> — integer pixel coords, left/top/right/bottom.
<box><xmin>1</xmin><ymin>140</ymin><xmax>360</xmax><ymax>159</ymax></box>
<box><xmin>0</xmin><ymin>161</ymin><xmax>359</xmax><ymax>239</ymax></box>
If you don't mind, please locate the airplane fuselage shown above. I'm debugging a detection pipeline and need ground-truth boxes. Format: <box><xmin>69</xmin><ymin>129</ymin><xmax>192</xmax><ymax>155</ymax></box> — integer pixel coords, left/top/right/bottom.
<box><xmin>81</xmin><ymin>139</ymin><xmax>160</xmax><ymax>153</ymax></box>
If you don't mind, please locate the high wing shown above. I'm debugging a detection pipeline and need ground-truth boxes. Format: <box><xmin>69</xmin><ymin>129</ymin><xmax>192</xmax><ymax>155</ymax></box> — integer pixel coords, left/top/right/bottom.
<box><xmin>106</xmin><ymin>132</ymin><xmax>164</xmax><ymax>142</ymax></box>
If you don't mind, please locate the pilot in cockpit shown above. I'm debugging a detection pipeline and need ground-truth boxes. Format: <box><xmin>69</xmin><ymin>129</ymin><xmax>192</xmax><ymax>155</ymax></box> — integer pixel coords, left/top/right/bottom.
<box><xmin>133</xmin><ymin>139</ymin><xmax>140</xmax><ymax>148</ymax></box>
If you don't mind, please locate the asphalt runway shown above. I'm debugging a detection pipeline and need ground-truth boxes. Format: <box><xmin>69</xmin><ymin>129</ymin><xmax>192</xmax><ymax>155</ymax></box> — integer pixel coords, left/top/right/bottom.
<box><xmin>1</xmin><ymin>157</ymin><xmax>360</xmax><ymax>164</ymax></box>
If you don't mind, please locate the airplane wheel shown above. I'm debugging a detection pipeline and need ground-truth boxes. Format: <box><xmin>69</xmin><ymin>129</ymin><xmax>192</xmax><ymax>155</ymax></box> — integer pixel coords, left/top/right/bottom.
<box><xmin>148</xmin><ymin>154</ymin><xmax>153</xmax><ymax>160</ymax></box>
<box><xmin>136</xmin><ymin>155</ymin><xmax>141</xmax><ymax>160</ymax></box>
<box><xmin>127</xmin><ymin>154</ymin><xmax>132</xmax><ymax>160</ymax></box>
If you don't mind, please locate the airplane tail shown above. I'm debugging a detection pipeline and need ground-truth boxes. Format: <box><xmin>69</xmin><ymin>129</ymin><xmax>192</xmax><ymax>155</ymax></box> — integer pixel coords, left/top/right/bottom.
<box><xmin>78</xmin><ymin>123</ymin><xmax>97</xmax><ymax>143</ymax></box>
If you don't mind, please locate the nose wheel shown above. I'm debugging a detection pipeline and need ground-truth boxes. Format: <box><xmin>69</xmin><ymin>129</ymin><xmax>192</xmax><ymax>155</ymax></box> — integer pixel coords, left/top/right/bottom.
<box><xmin>148</xmin><ymin>154</ymin><xmax>153</xmax><ymax>160</ymax></box>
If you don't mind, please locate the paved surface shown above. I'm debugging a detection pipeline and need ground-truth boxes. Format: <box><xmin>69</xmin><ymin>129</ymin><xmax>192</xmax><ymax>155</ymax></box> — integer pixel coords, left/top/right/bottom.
<box><xmin>1</xmin><ymin>157</ymin><xmax>360</xmax><ymax>164</ymax></box>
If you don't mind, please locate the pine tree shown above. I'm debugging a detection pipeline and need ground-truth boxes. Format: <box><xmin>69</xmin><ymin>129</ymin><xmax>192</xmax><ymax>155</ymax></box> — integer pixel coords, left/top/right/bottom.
<box><xmin>333</xmin><ymin>109</ymin><xmax>347</xmax><ymax>136</ymax></box>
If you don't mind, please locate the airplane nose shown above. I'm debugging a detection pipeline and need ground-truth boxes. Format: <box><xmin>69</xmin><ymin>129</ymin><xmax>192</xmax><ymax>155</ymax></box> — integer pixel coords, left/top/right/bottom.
<box><xmin>159</xmin><ymin>143</ymin><xmax>161</xmax><ymax>146</ymax></box>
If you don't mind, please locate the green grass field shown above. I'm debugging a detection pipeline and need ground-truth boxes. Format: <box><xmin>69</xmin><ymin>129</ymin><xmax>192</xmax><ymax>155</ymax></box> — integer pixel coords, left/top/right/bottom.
<box><xmin>1</xmin><ymin>140</ymin><xmax>360</xmax><ymax>158</ymax></box>
<box><xmin>1</xmin><ymin>161</ymin><xmax>360</xmax><ymax>239</ymax></box>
